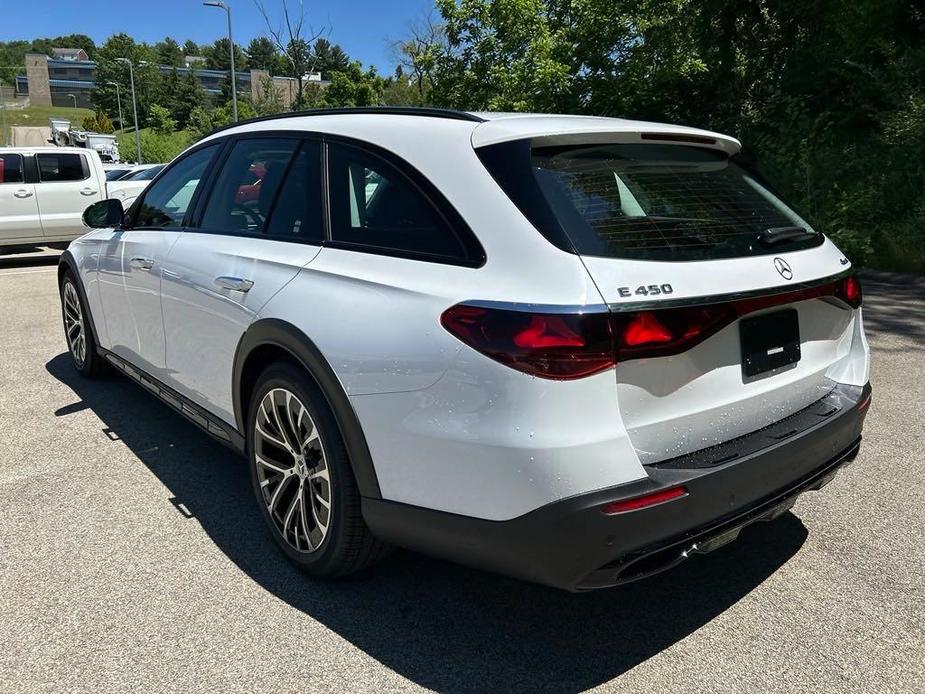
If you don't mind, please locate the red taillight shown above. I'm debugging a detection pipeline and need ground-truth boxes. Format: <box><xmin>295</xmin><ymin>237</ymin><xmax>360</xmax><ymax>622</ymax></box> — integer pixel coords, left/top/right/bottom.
<box><xmin>601</xmin><ymin>485</ymin><xmax>688</xmax><ymax>514</ymax></box>
<box><xmin>513</xmin><ymin>315</ymin><xmax>585</xmax><ymax>348</ymax></box>
<box><xmin>835</xmin><ymin>275</ymin><xmax>862</xmax><ymax>308</ymax></box>
<box><xmin>440</xmin><ymin>305</ymin><xmax>615</xmax><ymax>380</ymax></box>
<box><xmin>622</xmin><ymin>312</ymin><xmax>673</xmax><ymax>346</ymax></box>
<box><xmin>613</xmin><ymin>304</ymin><xmax>737</xmax><ymax>360</ymax></box>
<box><xmin>441</xmin><ymin>276</ymin><xmax>860</xmax><ymax>380</ymax></box>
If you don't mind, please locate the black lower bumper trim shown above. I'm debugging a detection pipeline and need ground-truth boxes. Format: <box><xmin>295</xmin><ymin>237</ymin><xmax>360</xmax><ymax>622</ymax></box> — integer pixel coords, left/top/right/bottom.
<box><xmin>362</xmin><ymin>382</ymin><xmax>871</xmax><ymax>591</ymax></box>
<box><xmin>578</xmin><ymin>437</ymin><xmax>860</xmax><ymax>589</ymax></box>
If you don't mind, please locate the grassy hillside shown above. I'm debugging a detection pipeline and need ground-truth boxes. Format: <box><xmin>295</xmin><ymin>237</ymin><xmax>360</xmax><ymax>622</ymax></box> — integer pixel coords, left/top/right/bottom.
<box><xmin>0</xmin><ymin>104</ymin><xmax>193</xmax><ymax>164</ymax></box>
<box><xmin>1</xmin><ymin>104</ymin><xmax>94</xmax><ymax>143</ymax></box>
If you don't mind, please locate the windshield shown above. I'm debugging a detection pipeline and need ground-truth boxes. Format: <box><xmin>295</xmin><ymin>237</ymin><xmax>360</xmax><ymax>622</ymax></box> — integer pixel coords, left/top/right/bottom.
<box><xmin>126</xmin><ymin>165</ymin><xmax>164</xmax><ymax>181</ymax></box>
<box><xmin>531</xmin><ymin>143</ymin><xmax>823</xmax><ymax>261</ymax></box>
<box><xmin>105</xmin><ymin>169</ymin><xmax>131</xmax><ymax>181</ymax></box>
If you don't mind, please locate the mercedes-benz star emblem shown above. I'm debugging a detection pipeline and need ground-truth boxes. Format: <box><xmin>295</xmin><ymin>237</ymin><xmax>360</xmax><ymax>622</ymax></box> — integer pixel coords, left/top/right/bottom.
<box><xmin>774</xmin><ymin>257</ymin><xmax>793</xmax><ymax>281</ymax></box>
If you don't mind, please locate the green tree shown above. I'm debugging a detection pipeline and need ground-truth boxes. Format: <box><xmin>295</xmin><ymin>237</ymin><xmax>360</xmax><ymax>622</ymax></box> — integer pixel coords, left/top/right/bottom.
<box><xmin>246</xmin><ymin>36</ymin><xmax>279</xmax><ymax>72</ymax></box>
<box><xmin>31</xmin><ymin>34</ymin><xmax>96</xmax><ymax>58</ymax></box>
<box><xmin>322</xmin><ymin>62</ymin><xmax>384</xmax><ymax>108</ymax></box>
<box><xmin>253</xmin><ymin>0</ymin><xmax>327</xmax><ymax>107</ymax></box>
<box><xmin>392</xmin><ymin>12</ymin><xmax>446</xmax><ymax>105</ymax></box>
<box><xmin>381</xmin><ymin>67</ymin><xmax>423</xmax><ymax>106</ymax></box>
<box><xmin>152</xmin><ymin>68</ymin><xmax>204</xmax><ymax>129</ymax></box>
<box><xmin>187</xmin><ymin>106</ymin><xmax>215</xmax><ymax>140</ymax></box>
<box><xmin>311</xmin><ymin>38</ymin><xmax>349</xmax><ymax>77</ymax></box>
<box><xmin>148</xmin><ymin>104</ymin><xmax>177</xmax><ymax>134</ymax></box>
<box><xmin>182</xmin><ymin>40</ymin><xmax>200</xmax><ymax>57</ymax></box>
<box><xmin>253</xmin><ymin>74</ymin><xmax>286</xmax><ymax>115</ymax></box>
<box><xmin>323</xmin><ymin>72</ymin><xmax>356</xmax><ymax>107</ymax></box>
<box><xmin>433</xmin><ymin>0</ymin><xmax>572</xmax><ymax>112</ymax></box>
<box><xmin>173</xmin><ymin>69</ymin><xmax>206</xmax><ymax>128</ymax></box>
<box><xmin>203</xmin><ymin>37</ymin><xmax>248</xmax><ymax>72</ymax></box>
<box><xmin>92</xmin><ymin>34</ymin><xmax>159</xmax><ymax>130</ymax></box>
<box><xmin>155</xmin><ymin>37</ymin><xmax>183</xmax><ymax>67</ymax></box>
<box><xmin>426</xmin><ymin>0</ymin><xmax>925</xmax><ymax>271</ymax></box>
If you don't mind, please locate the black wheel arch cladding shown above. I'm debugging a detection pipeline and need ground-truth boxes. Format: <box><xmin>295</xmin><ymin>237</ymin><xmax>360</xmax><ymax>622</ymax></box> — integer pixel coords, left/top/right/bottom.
<box><xmin>232</xmin><ymin>318</ymin><xmax>382</xmax><ymax>499</ymax></box>
<box><xmin>58</xmin><ymin>251</ymin><xmax>102</xmax><ymax>348</ymax></box>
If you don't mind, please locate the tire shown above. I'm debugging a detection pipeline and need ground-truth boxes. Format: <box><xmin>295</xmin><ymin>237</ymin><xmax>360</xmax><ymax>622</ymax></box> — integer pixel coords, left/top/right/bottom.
<box><xmin>60</xmin><ymin>272</ymin><xmax>106</xmax><ymax>378</ymax></box>
<box><xmin>247</xmin><ymin>362</ymin><xmax>390</xmax><ymax>578</ymax></box>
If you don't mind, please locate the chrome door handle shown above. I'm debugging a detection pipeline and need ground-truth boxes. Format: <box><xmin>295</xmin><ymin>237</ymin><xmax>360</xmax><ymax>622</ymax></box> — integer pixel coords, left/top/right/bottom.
<box><xmin>214</xmin><ymin>276</ymin><xmax>254</xmax><ymax>292</ymax></box>
<box><xmin>13</xmin><ymin>189</ymin><xmax>33</xmax><ymax>198</ymax></box>
<box><xmin>129</xmin><ymin>257</ymin><xmax>155</xmax><ymax>270</ymax></box>
<box><xmin>80</xmin><ymin>188</ymin><xmax>98</xmax><ymax>196</ymax></box>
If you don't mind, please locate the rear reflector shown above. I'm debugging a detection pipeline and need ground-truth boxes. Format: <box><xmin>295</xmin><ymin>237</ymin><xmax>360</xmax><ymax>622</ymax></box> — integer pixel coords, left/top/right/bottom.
<box><xmin>440</xmin><ymin>274</ymin><xmax>862</xmax><ymax>380</ymax></box>
<box><xmin>601</xmin><ymin>486</ymin><xmax>688</xmax><ymax>514</ymax></box>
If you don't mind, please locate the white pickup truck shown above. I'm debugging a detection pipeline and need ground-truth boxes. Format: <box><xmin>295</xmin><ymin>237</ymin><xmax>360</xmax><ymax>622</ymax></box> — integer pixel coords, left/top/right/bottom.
<box><xmin>0</xmin><ymin>146</ymin><xmax>109</xmax><ymax>247</ymax></box>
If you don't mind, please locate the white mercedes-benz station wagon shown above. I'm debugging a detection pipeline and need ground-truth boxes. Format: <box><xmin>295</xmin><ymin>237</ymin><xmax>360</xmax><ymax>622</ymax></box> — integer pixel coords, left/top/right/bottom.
<box><xmin>60</xmin><ymin>108</ymin><xmax>871</xmax><ymax>591</ymax></box>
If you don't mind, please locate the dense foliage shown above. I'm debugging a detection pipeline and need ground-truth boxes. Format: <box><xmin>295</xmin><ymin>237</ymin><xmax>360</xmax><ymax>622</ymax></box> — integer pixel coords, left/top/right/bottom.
<box><xmin>424</xmin><ymin>0</ymin><xmax>925</xmax><ymax>271</ymax></box>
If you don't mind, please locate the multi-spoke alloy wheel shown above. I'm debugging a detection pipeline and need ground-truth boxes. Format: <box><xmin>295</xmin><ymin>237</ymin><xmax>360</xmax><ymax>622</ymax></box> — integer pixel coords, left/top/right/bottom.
<box><xmin>254</xmin><ymin>388</ymin><xmax>332</xmax><ymax>553</ymax></box>
<box><xmin>62</xmin><ymin>280</ymin><xmax>87</xmax><ymax>367</ymax></box>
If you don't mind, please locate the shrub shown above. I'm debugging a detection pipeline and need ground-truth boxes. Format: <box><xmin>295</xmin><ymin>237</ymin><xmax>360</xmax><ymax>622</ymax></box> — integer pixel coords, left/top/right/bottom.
<box><xmin>81</xmin><ymin>111</ymin><xmax>114</xmax><ymax>134</ymax></box>
<box><xmin>147</xmin><ymin>104</ymin><xmax>177</xmax><ymax>135</ymax></box>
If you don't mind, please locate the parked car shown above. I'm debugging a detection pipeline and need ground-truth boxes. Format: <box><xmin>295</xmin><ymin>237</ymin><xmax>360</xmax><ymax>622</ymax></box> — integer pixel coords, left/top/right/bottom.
<box><xmin>60</xmin><ymin>108</ymin><xmax>871</xmax><ymax>591</ymax></box>
<box><xmin>107</xmin><ymin>164</ymin><xmax>167</xmax><ymax>209</ymax></box>
<box><xmin>1</xmin><ymin>146</ymin><xmax>107</xmax><ymax>247</ymax></box>
<box><xmin>103</xmin><ymin>164</ymin><xmax>136</xmax><ymax>181</ymax></box>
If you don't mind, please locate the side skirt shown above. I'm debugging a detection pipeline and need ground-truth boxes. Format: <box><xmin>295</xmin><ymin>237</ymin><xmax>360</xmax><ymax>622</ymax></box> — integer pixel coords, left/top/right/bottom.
<box><xmin>100</xmin><ymin>348</ymin><xmax>246</xmax><ymax>454</ymax></box>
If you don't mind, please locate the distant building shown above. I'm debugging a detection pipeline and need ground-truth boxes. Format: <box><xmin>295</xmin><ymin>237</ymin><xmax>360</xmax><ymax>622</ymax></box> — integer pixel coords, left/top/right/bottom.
<box><xmin>52</xmin><ymin>48</ymin><xmax>90</xmax><ymax>62</ymax></box>
<box><xmin>15</xmin><ymin>52</ymin><xmax>329</xmax><ymax>109</ymax></box>
<box><xmin>184</xmin><ymin>55</ymin><xmax>207</xmax><ymax>68</ymax></box>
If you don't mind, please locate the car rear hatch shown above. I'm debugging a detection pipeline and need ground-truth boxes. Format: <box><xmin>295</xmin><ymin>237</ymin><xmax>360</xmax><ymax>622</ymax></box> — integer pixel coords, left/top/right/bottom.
<box><xmin>475</xmin><ymin>124</ymin><xmax>865</xmax><ymax>464</ymax></box>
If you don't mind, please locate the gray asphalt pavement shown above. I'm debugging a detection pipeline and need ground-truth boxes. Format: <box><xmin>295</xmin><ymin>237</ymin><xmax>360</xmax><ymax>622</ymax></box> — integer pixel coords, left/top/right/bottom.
<box><xmin>0</xmin><ymin>258</ymin><xmax>922</xmax><ymax>693</ymax></box>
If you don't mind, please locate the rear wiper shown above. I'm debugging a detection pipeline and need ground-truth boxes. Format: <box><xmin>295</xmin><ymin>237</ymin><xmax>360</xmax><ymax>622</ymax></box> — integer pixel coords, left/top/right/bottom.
<box><xmin>758</xmin><ymin>226</ymin><xmax>818</xmax><ymax>246</ymax></box>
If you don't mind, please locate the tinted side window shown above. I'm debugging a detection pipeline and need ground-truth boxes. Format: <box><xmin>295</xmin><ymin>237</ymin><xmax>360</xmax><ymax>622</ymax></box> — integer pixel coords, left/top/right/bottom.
<box><xmin>264</xmin><ymin>142</ymin><xmax>323</xmax><ymax>242</ymax></box>
<box><xmin>0</xmin><ymin>154</ymin><xmax>24</xmax><ymax>184</ymax></box>
<box><xmin>200</xmin><ymin>138</ymin><xmax>299</xmax><ymax>236</ymax></box>
<box><xmin>36</xmin><ymin>153</ymin><xmax>87</xmax><ymax>182</ymax></box>
<box><xmin>328</xmin><ymin>143</ymin><xmax>465</xmax><ymax>259</ymax></box>
<box><xmin>132</xmin><ymin>145</ymin><xmax>218</xmax><ymax>229</ymax></box>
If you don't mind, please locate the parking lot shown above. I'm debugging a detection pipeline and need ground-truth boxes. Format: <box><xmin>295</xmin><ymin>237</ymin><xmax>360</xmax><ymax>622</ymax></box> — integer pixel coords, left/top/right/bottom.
<box><xmin>0</xmin><ymin>254</ymin><xmax>922</xmax><ymax>693</ymax></box>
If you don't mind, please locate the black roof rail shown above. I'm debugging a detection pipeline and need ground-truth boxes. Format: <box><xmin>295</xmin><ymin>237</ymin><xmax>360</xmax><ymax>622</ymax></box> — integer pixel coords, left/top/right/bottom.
<box><xmin>206</xmin><ymin>106</ymin><xmax>485</xmax><ymax>137</ymax></box>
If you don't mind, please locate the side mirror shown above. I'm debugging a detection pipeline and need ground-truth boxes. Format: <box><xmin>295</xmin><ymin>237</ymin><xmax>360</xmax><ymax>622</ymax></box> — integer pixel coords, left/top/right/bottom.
<box><xmin>83</xmin><ymin>199</ymin><xmax>124</xmax><ymax>229</ymax></box>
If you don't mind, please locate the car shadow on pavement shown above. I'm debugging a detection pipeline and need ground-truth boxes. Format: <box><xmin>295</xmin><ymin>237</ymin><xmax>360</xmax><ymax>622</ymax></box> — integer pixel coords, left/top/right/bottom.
<box><xmin>0</xmin><ymin>247</ymin><xmax>62</xmax><ymax>269</ymax></box>
<box><xmin>47</xmin><ymin>353</ymin><xmax>808</xmax><ymax>694</ymax></box>
<box><xmin>859</xmin><ymin>269</ymin><xmax>925</xmax><ymax>348</ymax></box>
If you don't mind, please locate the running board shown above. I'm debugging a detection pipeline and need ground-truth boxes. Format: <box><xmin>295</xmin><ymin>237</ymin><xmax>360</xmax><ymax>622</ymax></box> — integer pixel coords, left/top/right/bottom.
<box><xmin>100</xmin><ymin>349</ymin><xmax>246</xmax><ymax>454</ymax></box>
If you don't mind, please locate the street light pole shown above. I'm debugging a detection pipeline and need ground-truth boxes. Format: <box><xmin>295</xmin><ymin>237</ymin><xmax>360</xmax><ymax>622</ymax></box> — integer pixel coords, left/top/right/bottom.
<box><xmin>115</xmin><ymin>57</ymin><xmax>142</xmax><ymax>164</ymax></box>
<box><xmin>67</xmin><ymin>93</ymin><xmax>77</xmax><ymax>108</ymax></box>
<box><xmin>0</xmin><ymin>78</ymin><xmax>7</xmax><ymax>146</ymax></box>
<box><xmin>203</xmin><ymin>1</ymin><xmax>237</xmax><ymax>122</ymax></box>
<box><xmin>106</xmin><ymin>81</ymin><xmax>123</xmax><ymax>131</ymax></box>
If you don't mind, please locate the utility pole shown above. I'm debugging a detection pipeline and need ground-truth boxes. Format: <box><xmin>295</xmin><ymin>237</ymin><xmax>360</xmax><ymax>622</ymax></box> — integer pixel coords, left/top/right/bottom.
<box><xmin>115</xmin><ymin>57</ymin><xmax>142</xmax><ymax>164</ymax></box>
<box><xmin>203</xmin><ymin>1</ymin><xmax>237</xmax><ymax>122</ymax></box>
<box><xmin>106</xmin><ymin>81</ymin><xmax>123</xmax><ymax>131</ymax></box>
<box><xmin>0</xmin><ymin>78</ymin><xmax>7</xmax><ymax>146</ymax></box>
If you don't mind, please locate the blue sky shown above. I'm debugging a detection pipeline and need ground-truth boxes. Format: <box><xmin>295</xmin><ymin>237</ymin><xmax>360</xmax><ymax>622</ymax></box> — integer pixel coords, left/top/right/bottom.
<box><xmin>5</xmin><ymin>0</ymin><xmax>436</xmax><ymax>72</ymax></box>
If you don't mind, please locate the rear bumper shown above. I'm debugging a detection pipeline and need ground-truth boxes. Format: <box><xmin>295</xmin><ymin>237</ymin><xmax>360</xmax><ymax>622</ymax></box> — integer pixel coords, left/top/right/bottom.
<box><xmin>363</xmin><ymin>382</ymin><xmax>871</xmax><ymax>591</ymax></box>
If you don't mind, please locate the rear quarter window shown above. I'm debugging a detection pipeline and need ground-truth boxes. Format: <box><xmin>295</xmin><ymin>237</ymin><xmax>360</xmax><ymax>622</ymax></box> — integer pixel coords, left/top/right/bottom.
<box><xmin>326</xmin><ymin>141</ymin><xmax>484</xmax><ymax>266</ymax></box>
<box><xmin>36</xmin><ymin>152</ymin><xmax>89</xmax><ymax>182</ymax></box>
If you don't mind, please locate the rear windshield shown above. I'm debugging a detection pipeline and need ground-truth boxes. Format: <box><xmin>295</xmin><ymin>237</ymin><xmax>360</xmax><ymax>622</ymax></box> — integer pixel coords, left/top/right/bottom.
<box><xmin>531</xmin><ymin>143</ymin><xmax>823</xmax><ymax>261</ymax></box>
